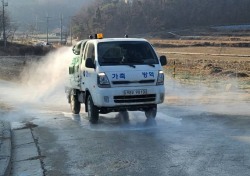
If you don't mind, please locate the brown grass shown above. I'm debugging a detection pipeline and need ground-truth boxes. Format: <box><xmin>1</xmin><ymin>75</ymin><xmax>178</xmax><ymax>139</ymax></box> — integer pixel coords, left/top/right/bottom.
<box><xmin>156</xmin><ymin>47</ymin><xmax>250</xmax><ymax>75</ymax></box>
<box><xmin>152</xmin><ymin>38</ymin><xmax>250</xmax><ymax>92</ymax></box>
<box><xmin>150</xmin><ymin>36</ymin><xmax>250</xmax><ymax>47</ymax></box>
<box><xmin>158</xmin><ymin>46</ymin><xmax>250</xmax><ymax>58</ymax></box>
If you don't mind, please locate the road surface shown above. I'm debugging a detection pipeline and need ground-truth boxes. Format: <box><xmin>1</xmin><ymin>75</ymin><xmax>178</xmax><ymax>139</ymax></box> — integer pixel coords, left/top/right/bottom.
<box><xmin>0</xmin><ymin>79</ymin><xmax>250</xmax><ymax>176</ymax></box>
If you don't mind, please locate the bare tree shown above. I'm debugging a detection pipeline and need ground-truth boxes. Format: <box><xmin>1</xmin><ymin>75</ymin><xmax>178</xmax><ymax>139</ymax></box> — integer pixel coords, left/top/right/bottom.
<box><xmin>7</xmin><ymin>23</ymin><xmax>18</xmax><ymax>43</ymax></box>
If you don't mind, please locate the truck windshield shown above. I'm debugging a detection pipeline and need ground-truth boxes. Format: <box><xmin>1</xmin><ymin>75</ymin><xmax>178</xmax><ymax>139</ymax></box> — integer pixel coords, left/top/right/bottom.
<box><xmin>97</xmin><ymin>41</ymin><xmax>159</xmax><ymax>66</ymax></box>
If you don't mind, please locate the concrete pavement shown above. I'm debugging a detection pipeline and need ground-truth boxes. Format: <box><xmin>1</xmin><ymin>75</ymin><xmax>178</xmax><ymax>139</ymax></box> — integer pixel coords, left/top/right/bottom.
<box><xmin>0</xmin><ymin>121</ymin><xmax>11</xmax><ymax>176</ymax></box>
<box><xmin>11</xmin><ymin>125</ymin><xmax>43</xmax><ymax>176</ymax></box>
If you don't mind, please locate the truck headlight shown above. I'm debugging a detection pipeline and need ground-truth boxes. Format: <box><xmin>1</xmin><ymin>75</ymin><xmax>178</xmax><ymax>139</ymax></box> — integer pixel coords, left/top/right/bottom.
<box><xmin>156</xmin><ymin>70</ymin><xmax>164</xmax><ymax>85</ymax></box>
<box><xmin>97</xmin><ymin>72</ymin><xmax>111</xmax><ymax>88</ymax></box>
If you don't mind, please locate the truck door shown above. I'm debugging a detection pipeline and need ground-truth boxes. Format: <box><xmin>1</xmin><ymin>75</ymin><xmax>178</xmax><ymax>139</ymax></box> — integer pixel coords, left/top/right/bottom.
<box><xmin>81</xmin><ymin>42</ymin><xmax>95</xmax><ymax>90</ymax></box>
<box><xmin>68</xmin><ymin>40</ymin><xmax>88</xmax><ymax>90</ymax></box>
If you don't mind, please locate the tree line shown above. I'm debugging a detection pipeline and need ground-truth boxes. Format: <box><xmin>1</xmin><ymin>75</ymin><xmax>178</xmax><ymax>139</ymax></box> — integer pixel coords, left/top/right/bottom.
<box><xmin>72</xmin><ymin>0</ymin><xmax>250</xmax><ymax>39</ymax></box>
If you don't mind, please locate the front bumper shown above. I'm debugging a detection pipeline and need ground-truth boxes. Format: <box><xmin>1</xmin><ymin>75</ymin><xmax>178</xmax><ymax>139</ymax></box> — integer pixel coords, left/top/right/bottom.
<box><xmin>91</xmin><ymin>85</ymin><xmax>165</xmax><ymax>108</ymax></box>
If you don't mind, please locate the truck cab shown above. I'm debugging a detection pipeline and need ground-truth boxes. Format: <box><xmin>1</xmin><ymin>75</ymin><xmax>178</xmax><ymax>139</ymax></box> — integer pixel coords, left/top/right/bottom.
<box><xmin>66</xmin><ymin>34</ymin><xmax>167</xmax><ymax>124</ymax></box>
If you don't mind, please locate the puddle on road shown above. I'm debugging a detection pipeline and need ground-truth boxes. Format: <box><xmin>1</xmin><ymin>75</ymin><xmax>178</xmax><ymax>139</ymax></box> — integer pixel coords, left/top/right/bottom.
<box><xmin>62</xmin><ymin>111</ymin><xmax>182</xmax><ymax>132</ymax></box>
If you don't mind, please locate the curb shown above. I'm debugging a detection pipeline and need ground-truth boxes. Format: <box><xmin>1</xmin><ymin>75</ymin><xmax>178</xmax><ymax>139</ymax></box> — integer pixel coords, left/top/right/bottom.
<box><xmin>0</xmin><ymin>121</ymin><xmax>12</xmax><ymax>176</ymax></box>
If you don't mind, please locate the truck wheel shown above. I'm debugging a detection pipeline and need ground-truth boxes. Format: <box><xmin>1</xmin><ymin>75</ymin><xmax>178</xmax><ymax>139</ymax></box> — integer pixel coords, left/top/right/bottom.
<box><xmin>87</xmin><ymin>95</ymin><xmax>99</xmax><ymax>124</ymax></box>
<box><xmin>119</xmin><ymin>111</ymin><xmax>129</xmax><ymax>123</ymax></box>
<box><xmin>145</xmin><ymin>106</ymin><xmax>157</xmax><ymax>118</ymax></box>
<box><xmin>70</xmin><ymin>93</ymin><xmax>81</xmax><ymax>114</ymax></box>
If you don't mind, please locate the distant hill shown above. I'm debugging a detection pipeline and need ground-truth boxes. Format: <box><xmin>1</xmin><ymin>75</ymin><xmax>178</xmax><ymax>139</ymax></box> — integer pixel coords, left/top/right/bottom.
<box><xmin>71</xmin><ymin>0</ymin><xmax>250</xmax><ymax>38</ymax></box>
<box><xmin>7</xmin><ymin>0</ymin><xmax>90</xmax><ymax>32</ymax></box>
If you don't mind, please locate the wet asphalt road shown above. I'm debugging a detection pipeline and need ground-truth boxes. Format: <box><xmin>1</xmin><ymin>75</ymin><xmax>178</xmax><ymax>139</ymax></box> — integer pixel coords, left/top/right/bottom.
<box><xmin>1</xmin><ymin>80</ymin><xmax>250</xmax><ymax>176</ymax></box>
<box><xmin>3</xmin><ymin>103</ymin><xmax>249</xmax><ymax>176</ymax></box>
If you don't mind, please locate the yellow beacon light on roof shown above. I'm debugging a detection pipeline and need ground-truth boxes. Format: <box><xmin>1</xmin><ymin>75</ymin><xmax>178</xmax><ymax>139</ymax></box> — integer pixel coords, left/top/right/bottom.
<box><xmin>96</xmin><ymin>33</ymin><xmax>104</xmax><ymax>39</ymax></box>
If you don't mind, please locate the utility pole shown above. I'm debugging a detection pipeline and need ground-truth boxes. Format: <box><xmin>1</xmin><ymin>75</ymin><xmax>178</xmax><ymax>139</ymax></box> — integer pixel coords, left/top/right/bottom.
<box><xmin>70</xmin><ymin>18</ymin><xmax>72</xmax><ymax>45</ymax></box>
<box><xmin>46</xmin><ymin>14</ymin><xmax>51</xmax><ymax>44</ymax></box>
<box><xmin>60</xmin><ymin>13</ymin><xmax>63</xmax><ymax>45</ymax></box>
<box><xmin>2</xmin><ymin>0</ymin><xmax>8</xmax><ymax>48</ymax></box>
<box><xmin>35</xmin><ymin>16</ymin><xmax>38</xmax><ymax>32</ymax></box>
<box><xmin>70</xmin><ymin>16</ymin><xmax>76</xmax><ymax>46</ymax></box>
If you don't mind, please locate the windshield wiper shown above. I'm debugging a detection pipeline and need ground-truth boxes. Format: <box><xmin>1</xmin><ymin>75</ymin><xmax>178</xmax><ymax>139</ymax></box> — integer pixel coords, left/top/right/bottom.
<box><xmin>124</xmin><ymin>64</ymin><xmax>136</xmax><ymax>68</ymax></box>
<box><xmin>147</xmin><ymin>64</ymin><xmax>155</xmax><ymax>67</ymax></box>
<box><xmin>127</xmin><ymin>59</ymin><xmax>155</xmax><ymax>67</ymax></box>
<box><xmin>120</xmin><ymin>58</ymin><xmax>136</xmax><ymax>68</ymax></box>
<box><xmin>131</xmin><ymin>61</ymin><xmax>155</xmax><ymax>67</ymax></box>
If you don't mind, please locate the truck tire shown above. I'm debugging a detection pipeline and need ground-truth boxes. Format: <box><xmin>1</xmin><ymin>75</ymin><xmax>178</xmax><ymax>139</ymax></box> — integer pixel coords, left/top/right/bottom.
<box><xmin>70</xmin><ymin>92</ymin><xmax>81</xmax><ymax>114</ymax></box>
<box><xmin>87</xmin><ymin>95</ymin><xmax>99</xmax><ymax>124</ymax></box>
<box><xmin>119</xmin><ymin>111</ymin><xmax>129</xmax><ymax>123</ymax></box>
<box><xmin>145</xmin><ymin>106</ymin><xmax>157</xmax><ymax>118</ymax></box>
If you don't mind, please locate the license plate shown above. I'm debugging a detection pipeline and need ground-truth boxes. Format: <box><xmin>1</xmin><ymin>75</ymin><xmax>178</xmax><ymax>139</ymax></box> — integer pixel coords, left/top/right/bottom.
<box><xmin>124</xmin><ymin>89</ymin><xmax>147</xmax><ymax>95</ymax></box>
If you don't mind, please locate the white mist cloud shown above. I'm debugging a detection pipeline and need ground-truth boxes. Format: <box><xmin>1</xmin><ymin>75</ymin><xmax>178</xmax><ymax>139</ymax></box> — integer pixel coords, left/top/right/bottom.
<box><xmin>20</xmin><ymin>47</ymin><xmax>73</xmax><ymax>105</ymax></box>
<box><xmin>0</xmin><ymin>47</ymin><xmax>248</xmax><ymax>118</ymax></box>
<box><xmin>165</xmin><ymin>76</ymin><xmax>250</xmax><ymax>115</ymax></box>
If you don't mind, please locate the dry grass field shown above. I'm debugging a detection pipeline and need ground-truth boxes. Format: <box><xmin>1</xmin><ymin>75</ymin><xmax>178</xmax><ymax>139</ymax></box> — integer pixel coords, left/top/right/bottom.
<box><xmin>150</xmin><ymin>37</ymin><xmax>250</xmax><ymax>47</ymax></box>
<box><xmin>151</xmin><ymin>37</ymin><xmax>250</xmax><ymax>93</ymax></box>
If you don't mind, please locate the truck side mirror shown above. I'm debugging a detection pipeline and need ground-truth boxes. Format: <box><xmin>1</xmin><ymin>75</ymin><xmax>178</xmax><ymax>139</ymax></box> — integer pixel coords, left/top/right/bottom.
<box><xmin>160</xmin><ymin>55</ymin><xmax>167</xmax><ymax>66</ymax></box>
<box><xmin>85</xmin><ymin>58</ymin><xmax>95</xmax><ymax>69</ymax></box>
<box><xmin>72</xmin><ymin>46</ymin><xmax>80</xmax><ymax>55</ymax></box>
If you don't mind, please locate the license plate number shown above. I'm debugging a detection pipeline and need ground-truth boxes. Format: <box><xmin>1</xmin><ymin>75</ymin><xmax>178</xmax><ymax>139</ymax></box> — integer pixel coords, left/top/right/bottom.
<box><xmin>124</xmin><ymin>89</ymin><xmax>147</xmax><ymax>95</ymax></box>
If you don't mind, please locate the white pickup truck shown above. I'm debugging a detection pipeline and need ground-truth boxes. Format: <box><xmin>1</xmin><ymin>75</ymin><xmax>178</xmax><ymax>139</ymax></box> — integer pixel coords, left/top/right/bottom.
<box><xmin>66</xmin><ymin>34</ymin><xmax>167</xmax><ymax>124</ymax></box>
